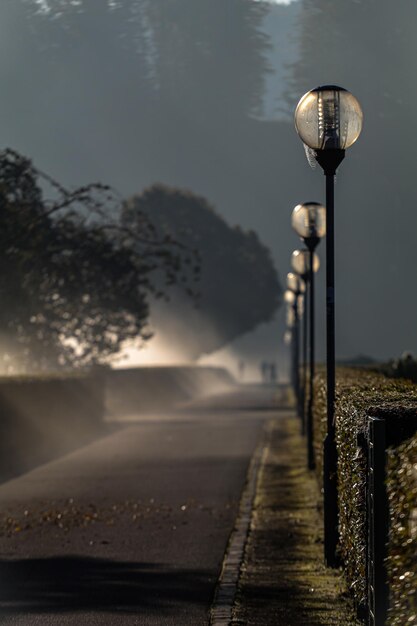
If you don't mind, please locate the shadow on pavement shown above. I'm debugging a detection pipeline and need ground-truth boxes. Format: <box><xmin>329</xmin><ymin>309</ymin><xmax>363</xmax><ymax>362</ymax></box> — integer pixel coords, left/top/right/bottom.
<box><xmin>0</xmin><ymin>556</ymin><xmax>212</xmax><ymax>615</ymax></box>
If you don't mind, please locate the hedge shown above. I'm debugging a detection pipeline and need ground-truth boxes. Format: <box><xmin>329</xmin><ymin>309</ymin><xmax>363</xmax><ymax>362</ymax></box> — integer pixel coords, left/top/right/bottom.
<box><xmin>313</xmin><ymin>368</ymin><xmax>417</xmax><ymax>623</ymax></box>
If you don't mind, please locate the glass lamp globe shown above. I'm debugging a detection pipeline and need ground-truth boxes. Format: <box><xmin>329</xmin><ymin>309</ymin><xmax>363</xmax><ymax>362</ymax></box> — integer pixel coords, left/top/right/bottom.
<box><xmin>291</xmin><ymin>249</ymin><xmax>320</xmax><ymax>276</ymax></box>
<box><xmin>284</xmin><ymin>289</ymin><xmax>296</xmax><ymax>305</ymax></box>
<box><xmin>286</xmin><ymin>305</ymin><xmax>295</xmax><ymax>327</ymax></box>
<box><xmin>292</xmin><ymin>202</ymin><xmax>326</xmax><ymax>239</ymax></box>
<box><xmin>294</xmin><ymin>85</ymin><xmax>363</xmax><ymax>150</ymax></box>
<box><xmin>287</xmin><ymin>272</ymin><xmax>306</xmax><ymax>295</ymax></box>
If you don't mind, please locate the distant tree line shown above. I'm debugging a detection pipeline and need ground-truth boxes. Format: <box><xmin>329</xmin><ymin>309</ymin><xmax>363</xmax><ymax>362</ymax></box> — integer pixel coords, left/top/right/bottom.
<box><xmin>378</xmin><ymin>352</ymin><xmax>417</xmax><ymax>384</ymax></box>
<box><xmin>24</xmin><ymin>0</ymin><xmax>270</xmax><ymax>121</ymax></box>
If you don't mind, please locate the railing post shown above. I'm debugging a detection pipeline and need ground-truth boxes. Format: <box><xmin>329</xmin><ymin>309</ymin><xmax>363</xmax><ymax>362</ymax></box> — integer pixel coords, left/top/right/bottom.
<box><xmin>367</xmin><ymin>415</ymin><xmax>389</xmax><ymax>626</ymax></box>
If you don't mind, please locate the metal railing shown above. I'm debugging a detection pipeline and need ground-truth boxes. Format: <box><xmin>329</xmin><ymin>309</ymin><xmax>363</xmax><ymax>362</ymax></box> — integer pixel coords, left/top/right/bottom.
<box><xmin>366</xmin><ymin>416</ymin><xmax>389</xmax><ymax>626</ymax></box>
<box><xmin>364</xmin><ymin>410</ymin><xmax>417</xmax><ymax>625</ymax></box>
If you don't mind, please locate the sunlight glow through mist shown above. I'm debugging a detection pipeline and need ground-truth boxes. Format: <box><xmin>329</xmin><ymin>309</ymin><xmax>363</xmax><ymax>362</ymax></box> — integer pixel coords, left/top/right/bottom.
<box><xmin>115</xmin><ymin>337</ymin><xmax>192</xmax><ymax>368</ymax></box>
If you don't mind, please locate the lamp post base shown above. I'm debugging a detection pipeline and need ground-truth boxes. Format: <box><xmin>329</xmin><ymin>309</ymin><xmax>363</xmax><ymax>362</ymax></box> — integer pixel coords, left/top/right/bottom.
<box><xmin>323</xmin><ymin>432</ymin><xmax>339</xmax><ymax>566</ymax></box>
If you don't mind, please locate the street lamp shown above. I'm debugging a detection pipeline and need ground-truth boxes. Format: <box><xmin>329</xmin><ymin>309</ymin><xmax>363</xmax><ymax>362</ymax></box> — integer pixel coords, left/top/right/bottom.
<box><xmin>292</xmin><ymin>203</ymin><xmax>326</xmax><ymax>471</ymax></box>
<box><xmin>285</xmin><ymin>276</ymin><xmax>305</xmax><ymax>415</ymax></box>
<box><xmin>283</xmin><ymin>329</ymin><xmax>292</xmax><ymax>346</ymax></box>
<box><xmin>287</xmin><ymin>271</ymin><xmax>306</xmax><ymax>296</ymax></box>
<box><xmin>291</xmin><ymin>249</ymin><xmax>320</xmax><ymax>276</ymax></box>
<box><xmin>295</xmin><ymin>86</ymin><xmax>363</xmax><ymax>152</ymax></box>
<box><xmin>295</xmin><ymin>85</ymin><xmax>363</xmax><ymax>566</ymax></box>
<box><xmin>290</xmin><ymin>254</ymin><xmax>319</xmax><ymax>433</ymax></box>
<box><xmin>283</xmin><ymin>328</ymin><xmax>293</xmax><ymax>383</ymax></box>
<box><xmin>292</xmin><ymin>202</ymin><xmax>326</xmax><ymax>241</ymax></box>
<box><xmin>284</xmin><ymin>291</ymin><xmax>297</xmax><ymax>397</ymax></box>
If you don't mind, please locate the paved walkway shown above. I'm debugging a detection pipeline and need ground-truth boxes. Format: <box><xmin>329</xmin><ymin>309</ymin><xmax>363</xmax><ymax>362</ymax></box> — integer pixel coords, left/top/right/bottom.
<box><xmin>232</xmin><ymin>414</ymin><xmax>361</xmax><ymax>626</ymax></box>
<box><xmin>0</xmin><ymin>385</ymin><xmax>276</xmax><ymax>625</ymax></box>
<box><xmin>0</xmin><ymin>385</ymin><xmax>362</xmax><ymax>625</ymax></box>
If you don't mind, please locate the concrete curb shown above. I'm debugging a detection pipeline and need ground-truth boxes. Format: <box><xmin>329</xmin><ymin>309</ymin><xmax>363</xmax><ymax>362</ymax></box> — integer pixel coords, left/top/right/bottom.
<box><xmin>210</xmin><ymin>421</ymin><xmax>272</xmax><ymax>625</ymax></box>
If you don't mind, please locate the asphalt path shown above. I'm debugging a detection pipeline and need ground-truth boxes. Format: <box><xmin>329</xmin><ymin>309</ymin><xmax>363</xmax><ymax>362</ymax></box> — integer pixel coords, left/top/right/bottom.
<box><xmin>0</xmin><ymin>385</ymin><xmax>279</xmax><ymax>625</ymax></box>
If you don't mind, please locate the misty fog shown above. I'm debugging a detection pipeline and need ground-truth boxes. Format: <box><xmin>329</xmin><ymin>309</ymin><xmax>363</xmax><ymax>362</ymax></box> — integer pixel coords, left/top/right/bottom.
<box><xmin>1</xmin><ymin>0</ymin><xmax>416</xmax><ymax>366</ymax></box>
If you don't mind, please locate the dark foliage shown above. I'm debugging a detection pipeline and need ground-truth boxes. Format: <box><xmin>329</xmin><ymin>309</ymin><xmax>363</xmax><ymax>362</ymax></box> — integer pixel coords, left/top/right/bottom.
<box><xmin>313</xmin><ymin>368</ymin><xmax>417</xmax><ymax>622</ymax></box>
<box><xmin>378</xmin><ymin>352</ymin><xmax>417</xmax><ymax>384</ymax></box>
<box><xmin>122</xmin><ymin>184</ymin><xmax>281</xmax><ymax>358</ymax></box>
<box><xmin>0</xmin><ymin>150</ymin><xmax>191</xmax><ymax>372</ymax></box>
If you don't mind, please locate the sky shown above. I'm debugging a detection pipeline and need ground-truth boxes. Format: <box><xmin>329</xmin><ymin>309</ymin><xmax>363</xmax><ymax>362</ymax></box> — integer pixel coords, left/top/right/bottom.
<box><xmin>1</xmin><ymin>0</ymin><xmax>416</xmax><ymax>374</ymax></box>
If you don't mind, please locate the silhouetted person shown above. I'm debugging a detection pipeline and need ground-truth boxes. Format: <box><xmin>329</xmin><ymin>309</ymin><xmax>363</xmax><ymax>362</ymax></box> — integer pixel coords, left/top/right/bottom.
<box><xmin>238</xmin><ymin>360</ymin><xmax>245</xmax><ymax>382</ymax></box>
<box><xmin>260</xmin><ymin>361</ymin><xmax>268</xmax><ymax>384</ymax></box>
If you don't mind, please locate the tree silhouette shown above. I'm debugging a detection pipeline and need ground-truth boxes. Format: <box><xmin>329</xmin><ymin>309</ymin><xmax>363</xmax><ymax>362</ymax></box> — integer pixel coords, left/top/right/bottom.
<box><xmin>122</xmin><ymin>184</ymin><xmax>281</xmax><ymax>358</ymax></box>
<box><xmin>0</xmin><ymin>150</ymin><xmax>193</xmax><ymax>372</ymax></box>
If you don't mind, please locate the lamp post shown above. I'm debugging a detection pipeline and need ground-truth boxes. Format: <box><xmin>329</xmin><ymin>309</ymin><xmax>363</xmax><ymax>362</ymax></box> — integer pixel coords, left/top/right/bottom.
<box><xmin>291</xmin><ymin>251</ymin><xmax>320</xmax><ymax>433</ymax></box>
<box><xmin>284</xmin><ymin>288</ymin><xmax>300</xmax><ymax>403</ymax></box>
<box><xmin>295</xmin><ymin>273</ymin><xmax>308</xmax><ymax>433</ymax></box>
<box><xmin>287</xmin><ymin>272</ymin><xmax>307</xmax><ymax>430</ymax></box>
<box><xmin>292</xmin><ymin>203</ymin><xmax>326</xmax><ymax>470</ymax></box>
<box><xmin>294</xmin><ymin>85</ymin><xmax>363</xmax><ymax>566</ymax></box>
<box><xmin>283</xmin><ymin>328</ymin><xmax>293</xmax><ymax>383</ymax></box>
<box><xmin>286</xmin><ymin>273</ymin><xmax>305</xmax><ymax>412</ymax></box>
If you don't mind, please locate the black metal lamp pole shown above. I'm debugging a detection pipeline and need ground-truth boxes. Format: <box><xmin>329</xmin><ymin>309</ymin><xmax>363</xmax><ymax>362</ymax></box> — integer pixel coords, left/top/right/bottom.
<box><xmin>292</xmin><ymin>297</ymin><xmax>300</xmax><ymax>404</ymax></box>
<box><xmin>289</xmin><ymin>329</ymin><xmax>295</xmax><ymax>392</ymax></box>
<box><xmin>291</xmin><ymin>245</ymin><xmax>321</xmax><ymax>468</ymax></box>
<box><xmin>292</xmin><ymin>330</ymin><xmax>297</xmax><ymax>395</ymax></box>
<box><xmin>294</xmin><ymin>85</ymin><xmax>363</xmax><ymax>567</ymax></box>
<box><xmin>316</xmin><ymin>149</ymin><xmax>344</xmax><ymax>566</ymax></box>
<box><xmin>285</xmin><ymin>286</ymin><xmax>301</xmax><ymax>404</ymax></box>
<box><xmin>301</xmin><ymin>285</ymin><xmax>308</xmax><ymax>435</ymax></box>
<box><xmin>287</xmin><ymin>272</ymin><xmax>306</xmax><ymax>427</ymax></box>
<box><xmin>304</xmin><ymin>236</ymin><xmax>320</xmax><ymax>469</ymax></box>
